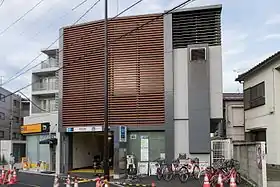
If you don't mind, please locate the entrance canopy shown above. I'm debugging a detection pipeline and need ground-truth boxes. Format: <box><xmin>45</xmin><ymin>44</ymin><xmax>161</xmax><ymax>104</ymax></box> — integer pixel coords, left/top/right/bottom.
<box><xmin>39</xmin><ymin>138</ymin><xmax>57</xmax><ymax>145</ymax></box>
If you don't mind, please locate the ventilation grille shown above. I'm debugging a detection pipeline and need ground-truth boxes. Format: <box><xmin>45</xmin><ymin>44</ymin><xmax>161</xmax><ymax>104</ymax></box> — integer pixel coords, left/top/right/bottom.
<box><xmin>172</xmin><ymin>7</ymin><xmax>222</xmax><ymax>48</ymax></box>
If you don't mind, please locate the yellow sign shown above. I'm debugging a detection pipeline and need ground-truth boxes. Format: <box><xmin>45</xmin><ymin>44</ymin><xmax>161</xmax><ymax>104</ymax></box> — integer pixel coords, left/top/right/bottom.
<box><xmin>20</xmin><ymin>124</ymin><xmax>42</xmax><ymax>134</ymax></box>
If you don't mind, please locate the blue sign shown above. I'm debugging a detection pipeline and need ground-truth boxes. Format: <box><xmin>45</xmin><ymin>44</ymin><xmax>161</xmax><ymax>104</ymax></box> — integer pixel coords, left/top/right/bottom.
<box><xmin>119</xmin><ymin>126</ymin><xmax>127</xmax><ymax>142</ymax></box>
<box><xmin>66</xmin><ymin>127</ymin><xmax>73</xmax><ymax>132</ymax></box>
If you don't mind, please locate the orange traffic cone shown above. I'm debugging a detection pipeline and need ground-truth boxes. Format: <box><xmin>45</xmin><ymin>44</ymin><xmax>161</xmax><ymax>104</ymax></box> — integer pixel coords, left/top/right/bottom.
<box><xmin>8</xmin><ymin>169</ymin><xmax>16</xmax><ymax>185</ymax></box>
<box><xmin>230</xmin><ymin>173</ymin><xmax>237</xmax><ymax>187</ymax></box>
<box><xmin>12</xmin><ymin>168</ymin><xmax>18</xmax><ymax>182</ymax></box>
<box><xmin>96</xmin><ymin>177</ymin><xmax>101</xmax><ymax>187</ymax></box>
<box><xmin>53</xmin><ymin>174</ymin><xmax>59</xmax><ymax>187</ymax></box>
<box><xmin>65</xmin><ymin>175</ymin><xmax>71</xmax><ymax>187</ymax></box>
<box><xmin>74</xmin><ymin>176</ymin><xmax>79</xmax><ymax>187</ymax></box>
<box><xmin>216</xmin><ymin>173</ymin><xmax>223</xmax><ymax>187</ymax></box>
<box><xmin>151</xmin><ymin>181</ymin><xmax>156</xmax><ymax>187</ymax></box>
<box><xmin>203</xmin><ymin>174</ymin><xmax>210</xmax><ymax>187</ymax></box>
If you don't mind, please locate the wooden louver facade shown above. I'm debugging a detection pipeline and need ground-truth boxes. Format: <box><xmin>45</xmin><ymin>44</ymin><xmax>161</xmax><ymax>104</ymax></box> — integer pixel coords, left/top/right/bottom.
<box><xmin>62</xmin><ymin>14</ymin><xmax>164</xmax><ymax>127</ymax></box>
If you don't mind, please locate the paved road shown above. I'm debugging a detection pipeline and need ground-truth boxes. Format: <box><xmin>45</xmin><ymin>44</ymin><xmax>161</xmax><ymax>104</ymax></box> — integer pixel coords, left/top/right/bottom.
<box><xmin>13</xmin><ymin>172</ymin><xmax>97</xmax><ymax>187</ymax></box>
<box><xmin>12</xmin><ymin>172</ymin><xmax>250</xmax><ymax>187</ymax></box>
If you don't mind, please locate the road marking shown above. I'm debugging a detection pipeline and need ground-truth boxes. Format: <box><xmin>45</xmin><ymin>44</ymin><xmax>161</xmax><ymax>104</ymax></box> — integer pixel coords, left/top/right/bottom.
<box><xmin>17</xmin><ymin>182</ymin><xmax>40</xmax><ymax>187</ymax></box>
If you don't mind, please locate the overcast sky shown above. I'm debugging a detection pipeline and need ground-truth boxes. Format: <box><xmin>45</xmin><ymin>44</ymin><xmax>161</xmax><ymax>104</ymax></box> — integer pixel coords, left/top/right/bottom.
<box><xmin>0</xmin><ymin>0</ymin><xmax>280</xmax><ymax>96</ymax></box>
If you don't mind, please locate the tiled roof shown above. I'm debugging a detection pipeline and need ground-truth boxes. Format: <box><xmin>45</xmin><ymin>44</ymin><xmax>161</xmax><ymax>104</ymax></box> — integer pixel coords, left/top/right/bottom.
<box><xmin>223</xmin><ymin>93</ymin><xmax>243</xmax><ymax>101</ymax></box>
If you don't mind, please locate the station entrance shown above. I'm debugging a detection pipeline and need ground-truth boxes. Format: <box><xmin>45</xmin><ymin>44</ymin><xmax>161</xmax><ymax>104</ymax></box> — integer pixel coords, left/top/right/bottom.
<box><xmin>70</xmin><ymin>131</ymin><xmax>114</xmax><ymax>172</ymax></box>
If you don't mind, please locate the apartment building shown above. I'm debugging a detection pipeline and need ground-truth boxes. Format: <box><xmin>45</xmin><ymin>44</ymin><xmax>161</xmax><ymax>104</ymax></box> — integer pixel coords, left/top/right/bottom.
<box><xmin>57</xmin><ymin>4</ymin><xmax>223</xmax><ymax>175</ymax></box>
<box><xmin>23</xmin><ymin>49</ymin><xmax>59</xmax><ymax>172</ymax></box>
<box><xmin>0</xmin><ymin>87</ymin><xmax>29</xmax><ymax>140</ymax></box>
<box><xmin>236</xmin><ymin>51</ymin><xmax>280</xmax><ymax>166</ymax></box>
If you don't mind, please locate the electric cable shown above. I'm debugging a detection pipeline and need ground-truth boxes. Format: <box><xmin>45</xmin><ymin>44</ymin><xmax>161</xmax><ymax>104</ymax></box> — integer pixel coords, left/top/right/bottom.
<box><xmin>19</xmin><ymin>91</ymin><xmax>48</xmax><ymax>112</ymax></box>
<box><xmin>2</xmin><ymin>0</ymin><xmax>195</xmax><ymax>100</ymax></box>
<box><xmin>0</xmin><ymin>0</ymin><xmax>4</xmax><ymax>8</ymax></box>
<box><xmin>4</xmin><ymin>0</ymin><xmax>90</xmax><ymax>85</ymax></box>
<box><xmin>1</xmin><ymin>0</ymin><xmax>100</xmax><ymax>86</ymax></box>
<box><xmin>0</xmin><ymin>0</ymin><xmax>45</xmax><ymax>36</ymax></box>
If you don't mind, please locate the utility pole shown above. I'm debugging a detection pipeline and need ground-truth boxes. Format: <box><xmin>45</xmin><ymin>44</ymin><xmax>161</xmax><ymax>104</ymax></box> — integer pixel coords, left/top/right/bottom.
<box><xmin>103</xmin><ymin>0</ymin><xmax>110</xmax><ymax>179</ymax></box>
<box><xmin>10</xmin><ymin>95</ymin><xmax>13</xmax><ymax>141</ymax></box>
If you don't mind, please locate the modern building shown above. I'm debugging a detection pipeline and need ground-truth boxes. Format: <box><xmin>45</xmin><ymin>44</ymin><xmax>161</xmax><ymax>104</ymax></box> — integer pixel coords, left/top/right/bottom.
<box><xmin>221</xmin><ymin>93</ymin><xmax>244</xmax><ymax>141</ymax></box>
<box><xmin>23</xmin><ymin>49</ymin><xmax>60</xmax><ymax>173</ymax></box>
<box><xmin>0</xmin><ymin>87</ymin><xmax>30</xmax><ymax>162</ymax></box>
<box><xmin>236</xmin><ymin>51</ymin><xmax>280</xmax><ymax>167</ymax></box>
<box><xmin>57</xmin><ymin>4</ymin><xmax>223</xmax><ymax>175</ymax></box>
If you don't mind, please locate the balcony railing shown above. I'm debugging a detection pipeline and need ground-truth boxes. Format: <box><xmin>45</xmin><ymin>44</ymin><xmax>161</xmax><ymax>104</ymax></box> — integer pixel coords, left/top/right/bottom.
<box><xmin>40</xmin><ymin>101</ymin><xmax>58</xmax><ymax>113</ymax></box>
<box><xmin>32</xmin><ymin>81</ymin><xmax>58</xmax><ymax>92</ymax></box>
<box><xmin>41</xmin><ymin>58</ymin><xmax>58</xmax><ymax>69</ymax></box>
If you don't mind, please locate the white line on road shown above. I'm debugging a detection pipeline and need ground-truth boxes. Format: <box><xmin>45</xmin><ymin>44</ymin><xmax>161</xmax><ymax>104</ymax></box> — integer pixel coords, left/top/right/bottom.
<box><xmin>17</xmin><ymin>182</ymin><xmax>40</xmax><ymax>187</ymax></box>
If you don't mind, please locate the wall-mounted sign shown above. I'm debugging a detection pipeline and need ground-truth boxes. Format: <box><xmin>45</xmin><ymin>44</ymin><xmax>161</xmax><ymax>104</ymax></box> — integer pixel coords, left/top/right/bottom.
<box><xmin>21</xmin><ymin>123</ymin><xmax>50</xmax><ymax>134</ymax></box>
<box><xmin>66</xmin><ymin>126</ymin><xmax>103</xmax><ymax>132</ymax></box>
<box><xmin>119</xmin><ymin>126</ymin><xmax>127</xmax><ymax>142</ymax></box>
<box><xmin>130</xmin><ymin>134</ymin><xmax>137</xmax><ymax>140</ymax></box>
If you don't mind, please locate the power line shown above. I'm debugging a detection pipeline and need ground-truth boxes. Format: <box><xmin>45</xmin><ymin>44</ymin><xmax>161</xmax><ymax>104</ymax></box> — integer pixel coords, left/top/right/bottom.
<box><xmin>4</xmin><ymin>0</ymin><xmax>90</xmax><ymax>85</ymax></box>
<box><xmin>1</xmin><ymin>0</ymin><xmax>141</xmax><ymax>87</ymax></box>
<box><xmin>0</xmin><ymin>0</ymin><xmax>45</xmax><ymax>36</ymax></box>
<box><xmin>0</xmin><ymin>0</ymin><xmax>4</xmax><ymax>8</ymax></box>
<box><xmin>2</xmin><ymin>0</ymin><xmax>194</xmax><ymax>100</ymax></box>
<box><xmin>19</xmin><ymin>91</ymin><xmax>48</xmax><ymax>112</ymax></box>
<box><xmin>1</xmin><ymin>0</ymin><xmax>100</xmax><ymax>86</ymax></box>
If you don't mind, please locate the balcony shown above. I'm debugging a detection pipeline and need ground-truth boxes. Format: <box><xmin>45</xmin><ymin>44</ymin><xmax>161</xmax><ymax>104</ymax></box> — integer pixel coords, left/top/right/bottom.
<box><xmin>41</xmin><ymin>58</ymin><xmax>58</xmax><ymax>69</ymax></box>
<box><xmin>32</xmin><ymin>81</ymin><xmax>58</xmax><ymax>96</ymax></box>
<box><xmin>32</xmin><ymin>58</ymin><xmax>59</xmax><ymax>75</ymax></box>
<box><xmin>32</xmin><ymin>99</ymin><xmax>58</xmax><ymax>114</ymax></box>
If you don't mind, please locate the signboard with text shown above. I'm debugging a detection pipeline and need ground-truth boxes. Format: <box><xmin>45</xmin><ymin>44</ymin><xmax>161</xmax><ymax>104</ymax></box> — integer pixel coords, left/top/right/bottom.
<box><xmin>66</xmin><ymin>126</ymin><xmax>103</xmax><ymax>132</ymax></box>
<box><xmin>119</xmin><ymin>126</ymin><xmax>127</xmax><ymax>142</ymax></box>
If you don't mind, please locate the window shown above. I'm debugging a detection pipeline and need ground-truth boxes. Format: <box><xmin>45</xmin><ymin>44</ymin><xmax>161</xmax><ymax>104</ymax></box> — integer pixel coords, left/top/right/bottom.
<box><xmin>244</xmin><ymin>82</ymin><xmax>265</xmax><ymax>110</ymax></box>
<box><xmin>13</xmin><ymin>100</ymin><xmax>19</xmax><ymax>107</ymax></box>
<box><xmin>0</xmin><ymin>94</ymin><xmax>5</xmax><ymax>102</ymax></box>
<box><xmin>0</xmin><ymin>112</ymin><xmax>5</xmax><ymax>120</ymax></box>
<box><xmin>0</xmin><ymin>131</ymin><xmax>4</xmax><ymax>138</ymax></box>
<box><xmin>190</xmin><ymin>48</ymin><xmax>206</xmax><ymax>61</ymax></box>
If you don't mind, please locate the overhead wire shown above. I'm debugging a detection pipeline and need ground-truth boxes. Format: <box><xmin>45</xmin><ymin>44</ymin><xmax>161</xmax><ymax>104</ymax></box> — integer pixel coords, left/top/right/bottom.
<box><xmin>1</xmin><ymin>0</ymin><xmax>142</xmax><ymax>87</ymax></box>
<box><xmin>0</xmin><ymin>0</ymin><xmax>4</xmax><ymax>8</ymax></box>
<box><xmin>2</xmin><ymin>0</ymin><xmax>195</xmax><ymax>100</ymax></box>
<box><xmin>0</xmin><ymin>0</ymin><xmax>45</xmax><ymax>36</ymax></box>
<box><xmin>19</xmin><ymin>91</ymin><xmax>48</xmax><ymax>112</ymax></box>
<box><xmin>1</xmin><ymin>0</ymin><xmax>99</xmax><ymax>86</ymax></box>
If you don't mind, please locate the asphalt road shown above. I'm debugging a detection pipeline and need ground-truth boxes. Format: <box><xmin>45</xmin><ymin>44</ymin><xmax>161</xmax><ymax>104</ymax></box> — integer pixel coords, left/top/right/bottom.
<box><xmin>12</xmin><ymin>172</ymin><xmax>251</xmax><ymax>187</ymax></box>
<box><xmin>12</xmin><ymin>172</ymin><xmax>97</xmax><ymax>187</ymax></box>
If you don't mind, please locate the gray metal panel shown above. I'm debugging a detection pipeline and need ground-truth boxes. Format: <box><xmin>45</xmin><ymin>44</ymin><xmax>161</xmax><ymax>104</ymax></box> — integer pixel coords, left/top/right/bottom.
<box><xmin>164</xmin><ymin>13</ymin><xmax>174</xmax><ymax>162</ymax></box>
<box><xmin>58</xmin><ymin>28</ymin><xmax>64</xmax><ymax>132</ymax></box>
<box><xmin>188</xmin><ymin>44</ymin><xmax>210</xmax><ymax>153</ymax></box>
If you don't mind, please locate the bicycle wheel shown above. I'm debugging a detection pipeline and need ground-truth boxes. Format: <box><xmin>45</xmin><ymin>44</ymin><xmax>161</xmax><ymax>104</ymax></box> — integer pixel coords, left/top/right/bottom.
<box><xmin>163</xmin><ymin>167</ymin><xmax>173</xmax><ymax>181</ymax></box>
<box><xmin>193</xmin><ymin>165</ymin><xmax>201</xmax><ymax>179</ymax></box>
<box><xmin>179</xmin><ymin>172</ymin><xmax>189</xmax><ymax>183</ymax></box>
<box><xmin>156</xmin><ymin>168</ymin><xmax>162</xmax><ymax>180</ymax></box>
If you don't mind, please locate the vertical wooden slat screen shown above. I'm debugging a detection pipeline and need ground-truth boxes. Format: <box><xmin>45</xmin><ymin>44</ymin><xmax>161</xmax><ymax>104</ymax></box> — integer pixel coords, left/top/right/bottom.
<box><xmin>62</xmin><ymin>14</ymin><xmax>164</xmax><ymax>127</ymax></box>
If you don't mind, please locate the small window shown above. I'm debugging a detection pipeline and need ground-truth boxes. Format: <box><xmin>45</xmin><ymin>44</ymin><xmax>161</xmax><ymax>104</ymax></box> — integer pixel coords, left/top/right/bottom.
<box><xmin>244</xmin><ymin>82</ymin><xmax>265</xmax><ymax>110</ymax></box>
<box><xmin>190</xmin><ymin>48</ymin><xmax>206</xmax><ymax>61</ymax></box>
<box><xmin>0</xmin><ymin>131</ymin><xmax>4</xmax><ymax>138</ymax></box>
<box><xmin>0</xmin><ymin>94</ymin><xmax>5</xmax><ymax>102</ymax></box>
<box><xmin>0</xmin><ymin>112</ymin><xmax>5</xmax><ymax>120</ymax></box>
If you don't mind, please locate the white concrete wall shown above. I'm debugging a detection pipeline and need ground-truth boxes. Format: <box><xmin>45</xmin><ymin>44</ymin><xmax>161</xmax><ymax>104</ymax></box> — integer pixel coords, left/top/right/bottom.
<box><xmin>72</xmin><ymin>133</ymin><xmax>102</xmax><ymax>169</ymax></box>
<box><xmin>225</xmin><ymin>100</ymin><xmax>245</xmax><ymax>141</ymax></box>
<box><xmin>243</xmin><ymin>58</ymin><xmax>280</xmax><ymax>165</ymax></box>
<box><xmin>173</xmin><ymin>46</ymin><xmax>222</xmax><ymax>165</ymax></box>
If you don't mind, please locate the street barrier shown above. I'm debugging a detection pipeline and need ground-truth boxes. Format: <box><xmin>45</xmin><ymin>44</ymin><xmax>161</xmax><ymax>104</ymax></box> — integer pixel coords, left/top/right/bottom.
<box><xmin>0</xmin><ymin>166</ymin><xmax>18</xmax><ymax>185</ymax></box>
<box><xmin>111</xmin><ymin>181</ymin><xmax>156</xmax><ymax>187</ymax></box>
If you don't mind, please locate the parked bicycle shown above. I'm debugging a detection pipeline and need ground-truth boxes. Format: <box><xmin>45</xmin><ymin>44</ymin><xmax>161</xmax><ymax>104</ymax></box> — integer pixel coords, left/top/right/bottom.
<box><xmin>162</xmin><ymin>158</ymin><xmax>189</xmax><ymax>182</ymax></box>
<box><xmin>205</xmin><ymin>158</ymin><xmax>241</xmax><ymax>186</ymax></box>
<box><xmin>154</xmin><ymin>158</ymin><xmax>168</xmax><ymax>180</ymax></box>
<box><xmin>179</xmin><ymin>157</ymin><xmax>201</xmax><ymax>183</ymax></box>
